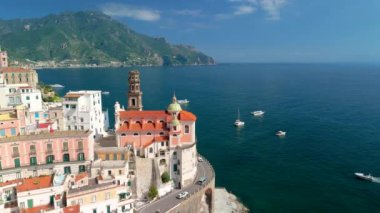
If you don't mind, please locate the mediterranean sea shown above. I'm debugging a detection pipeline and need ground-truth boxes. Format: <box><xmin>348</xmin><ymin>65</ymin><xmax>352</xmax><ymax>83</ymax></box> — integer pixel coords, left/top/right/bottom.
<box><xmin>38</xmin><ymin>63</ymin><xmax>380</xmax><ymax>212</ymax></box>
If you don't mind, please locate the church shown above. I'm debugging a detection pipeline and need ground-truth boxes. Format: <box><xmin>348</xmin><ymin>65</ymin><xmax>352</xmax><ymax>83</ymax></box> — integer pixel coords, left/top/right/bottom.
<box><xmin>114</xmin><ymin>70</ymin><xmax>198</xmax><ymax>188</ymax></box>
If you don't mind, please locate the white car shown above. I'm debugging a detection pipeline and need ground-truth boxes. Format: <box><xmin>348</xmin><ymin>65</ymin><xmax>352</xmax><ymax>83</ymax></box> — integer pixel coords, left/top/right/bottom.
<box><xmin>176</xmin><ymin>191</ymin><xmax>189</xmax><ymax>199</ymax></box>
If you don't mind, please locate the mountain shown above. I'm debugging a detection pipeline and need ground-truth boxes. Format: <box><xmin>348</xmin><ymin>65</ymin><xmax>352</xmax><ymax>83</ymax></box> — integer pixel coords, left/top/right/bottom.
<box><xmin>0</xmin><ymin>11</ymin><xmax>215</xmax><ymax>67</ymax></box>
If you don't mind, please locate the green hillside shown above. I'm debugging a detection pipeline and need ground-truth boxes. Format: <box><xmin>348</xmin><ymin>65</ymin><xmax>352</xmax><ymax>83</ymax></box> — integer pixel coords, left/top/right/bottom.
<box><xmin>0</xmin><ymin>11</ymin><xmax>215</xmax><ymax>66</ymax></box>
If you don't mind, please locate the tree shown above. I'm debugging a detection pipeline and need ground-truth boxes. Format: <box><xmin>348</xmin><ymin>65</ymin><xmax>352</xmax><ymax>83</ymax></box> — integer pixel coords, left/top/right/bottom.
<box><xmin>148</xmin><ymin>185</ymin><xmax>158</xmax><ymax>200</ymax></box>
<box><xmin>161</xmin><ymin>171</ymin><xmax>170</xmax><ymax>183</ymax></box>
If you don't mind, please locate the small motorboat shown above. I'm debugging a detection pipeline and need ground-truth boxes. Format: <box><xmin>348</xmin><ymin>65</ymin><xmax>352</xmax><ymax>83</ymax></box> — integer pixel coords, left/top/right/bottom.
<box><xmin>355</xmin><ymin>173</ymin><xmax>374</xmax><ymax>181</ymax></box>
<box><xmin>276</xmin><ymin>131</ymin><xmax>286</xmax><ymax>136</ymax></box>
<box><xmin>177</xmin><ymin>99</ymin><xmax>189</xmax><ymax>104</ymax></box>
<box><xmin>102</xmin><ymin>91</ymin><xmax>110</xmax><ymax>95</ymax></box>
<box><xmin>234</xmin><ymin>108</ymin><xmax>244</xmax><ymax>127</ymax></box>
<box><xmin>50</xmin><ymin>84</ymin><xmax>64</xmax><ymax>88</ymax></box>
<box><xmin>251</xmin><ymin>110</ymin><xmax>265</xmax><ymax>116</ymax></box>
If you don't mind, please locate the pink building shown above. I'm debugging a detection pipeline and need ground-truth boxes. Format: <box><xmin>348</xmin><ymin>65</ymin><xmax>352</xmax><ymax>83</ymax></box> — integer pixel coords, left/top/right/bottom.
<box><xmin>0</xmin><ymin>106</ymin><xmax>27</xmax><ymax>137</ymax></box>
<box><xmin>0</xmin><ymin>131</ymin><xmax>94</xmax><ymax>182</ymax></box>
<box><xmin>0</xmin><ymin>51</ymin><xmax>8</xmax><ymax>68</ymax></box>
<box><xmin>114</xmin><ymin>70</ymin><xmax>198</xmax><ymax>188</ymax></box>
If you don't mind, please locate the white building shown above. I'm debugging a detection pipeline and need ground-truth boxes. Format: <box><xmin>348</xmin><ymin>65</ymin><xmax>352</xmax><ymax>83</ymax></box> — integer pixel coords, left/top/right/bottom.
<box><xmin>63</xmin><ymin>90</ymin><xmax>109</xmax><ymax>140</ymax></box>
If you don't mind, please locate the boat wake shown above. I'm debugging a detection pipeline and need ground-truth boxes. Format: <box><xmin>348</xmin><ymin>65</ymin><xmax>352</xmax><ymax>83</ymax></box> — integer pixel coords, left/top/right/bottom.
<box><xmin>372</xmin><ymin>177</ymin><xmax>380</xmax><ymax>183</ymax></box>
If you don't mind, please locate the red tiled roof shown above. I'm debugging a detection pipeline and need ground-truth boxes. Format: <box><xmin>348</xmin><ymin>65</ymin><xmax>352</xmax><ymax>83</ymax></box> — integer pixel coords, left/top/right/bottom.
<box><xmin>119</xmin><ymin>110</ymin><xmax>169</xmax><ymax>119</ymax></box>
<box><xmin>0</xmin><ymin>67</ymin><xmax>34</xmax><ymax>73</ymax></box>
<box><xmin>21</xmin><ymin>204</ymin><xmax>52</xmax><ymax>213</ymax></box>
<box><xmin>64</xmin><ymin>93</ymin><xmax>83</xmax><ymax>98</ymax></box>
<box><xmin>16</xmin><ymin>175</ymin><xmax>53</xmax><ymax>192</ymax></box>
<box><xmin>64</xmin><ymin>205</ymin><xmax>80</xmax><ymax>213</ymax></box>
<box><xmin>0</xmin><ymin>179</ymin><xmax>22</xmax><ymax>187</ymax></box>
<box><xmin>75</xmin><ymin>172</ymin><xmax>88</xmax><ymax>182</ymax></box>
<box><xmin>179</xmin><ymin>111</ymin><xmax>197</xmax><ymax>121</ymax></box>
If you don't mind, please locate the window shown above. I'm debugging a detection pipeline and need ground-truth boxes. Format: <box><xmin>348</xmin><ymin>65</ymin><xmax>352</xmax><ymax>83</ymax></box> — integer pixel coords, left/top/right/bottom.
<box><xmin>78</xmin><ymin>199</ymin><xmax>83</xmax><ymax>205</ymax></box>
<box><xmin>106</xmin><ymin>154</ymin><xmax>110</xmax><ymax>160</ymax></box>
<box><xmin>78</xmin><ymin>153</ymin><xmax>85</xmax><ymax>161</ymax></box>
<box><xmin>105</xmin><ymin>192</ymin><xmax>110</xmax><ymax>200</ymax></box>
<box><xmin>185</xmin><ymin>125</ymin><xmax>190</xmax><ymax>134</ymax></box>
<box><xmin>147</xmin><ymin>120</ymin><xmax>153</xmax><ymax>123</ymax></box>
<box><xmin>13</xmin><ymin>147</ymin><xmax>19</xmax><ymax>156</ymax></box>
<box><xmin>91</xmin><ymin>195</ymin><xmax>96</xmax><ymax>203</ymax></box>
<box><xmin>161</xmin><ymin>142</ymin><xmax>164</xmax><ymax>146</ymax></box>
<box><xmin>63</xmin><ymin>153</ymin><xmax>70</xmax><ymax>162</ymax></box>
<box><xmin>71</xmin><ymin>104</ymin><xmax>76</xmax><ymax>109</ymax></box>
<box><xmin>47</xmin><ymin>144</ymin><xmax>53</xmax><ymax>152</ymax></box>
<box><xmin>30</xmin><ymin>157</ymin><xmax>37</xmax><ymax>165</ymax></box>
<box><xmin>64</xmin><ymin>166</ymin><xmax>71</xmax><ymax>174</ymax></box>
<box><xmin>36</xmin><ymin>95</ymin><xmax>39</xmax><ymax>100</ymax></box>
<box><xmin>147</xmin><ymin>132</ymin><xmax>152</xmax><ymax>135</ymax></box>
<box><xmin>0</xmin><ymin>129</ymin><xmax>5</xmax><ymax>136</ymax></box>
<box><xmin>80</xmin><ymin>126</ymin><xmax>84</xmax><ymax>130</ymax></box>
<box><xmin>79</xmin><ymin>165</ymin><xmax>86</xmax><ymax>172</ymax></box>
<box><xmin>33</xmin><ymin>170</ymin><xmax>38</xmax><ymax>177</ymax></box>
<box><xmin>159</xmin><ymin>132</ymin><xmax>164</xmax><ymax>136</ymax></box>
<box><xmin>66</xmin><ymin>104</ymin><xmax>69</xmax><ymax>109</ymax></box>
<box><xmin>80</xmin><ymin>117</ymin><xmax>84</xmax><ymax>122</ymax></box>
<box><xmin>166</xmin><ymin>141</ymin><xmax>169</xmax><ymax>146</ymax></box>
<box><xmin>93</xmin><ymin>209</ymin><xmax>97</xmax><ymax>213</ymax></box>
<box><xmin>63</xmin><ymin>142</ymin><xmax>68</xmax><ymax>151</ymax></box>
<box><xmin>34</xmin><ymin>112</ymin><xmax>39</xmax><ymax>118</ymax></box>
<box><xmin>121</xmin><ymin>153</ymin><xmax>125</xmax><ymax>160</ymax></box>
<box><xmin>16</xmin><ymin>172</ymin><xmax>21</xmax><ymax>179</ymax></box>
<box><xmin>119</xmin><ymin>170</ymin><xmax>122</xmax><ymax>175</ymax></box>
<box><xmin>0</xmin><ymin>175</ymin><xmax>2</xmax><ymax>183</ymax></box>
<box><xmin>149</xmin><ymin>148</ymin><xmax>153</xmax><ymax>153</ymax></box>
<box><xmin>78</xmin><ymin>141</ymin><xmax>83</xmax><ymax>150</ymax></box>
<box><xmin>113</xmin><ymin>154</ymin><xmax>117</xmax><ymax>160</ymax></box>
<box><xmin>10</xmin><ymin>128</ymin><xmax>16</xmax><ymax>136</ymax></box>
<box><xmin>121</xmin><ymin>133</ymin><xmax>126</xmax><ymax>136</ymax></box>
<box><xmin>26</xmin><ymin>96</ymin><xmax>30</xmax><ymax>100</ymax></box>
<box><xmin>133</xmin><ymin>133</ymin><xmax>138</xmax><ymax>136</ymax></box>
<box><xmin>20</xmin><ymin>202</ymin><xmax>25</xmax><ymax>208</ymax></box>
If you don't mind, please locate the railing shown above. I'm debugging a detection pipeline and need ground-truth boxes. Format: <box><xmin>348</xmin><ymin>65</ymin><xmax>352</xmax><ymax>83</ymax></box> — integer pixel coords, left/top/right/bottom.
<box><xmin>46</xmin><ymin>149</ymin><xmax>53</xmax><ymax>154</ymax></box>
<box><xmin>12</xmin><ymin>152</ymin><xmax>19</xmax><ymax>158</ymax></box>
<box><xmin>76</xmin><ymin>147</ymin><xmax>83</xmax><ymax>152</ymax></box>
<box><xmin>29</xmin><ymin>151</ymin><xmax>36</xmax><ymax>156</ymax></box>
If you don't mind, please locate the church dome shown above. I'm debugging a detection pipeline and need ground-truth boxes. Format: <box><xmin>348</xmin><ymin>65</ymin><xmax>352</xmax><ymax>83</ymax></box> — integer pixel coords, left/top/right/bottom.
<box><xmin>167</xmin><ymin>95</ymin><xmax>182</xmax><ymax>112</ymax></box>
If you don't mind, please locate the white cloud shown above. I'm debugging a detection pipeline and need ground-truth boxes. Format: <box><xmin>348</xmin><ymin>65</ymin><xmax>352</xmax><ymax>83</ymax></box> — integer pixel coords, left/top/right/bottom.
<box><xmin>174</xmin><ymin>9</ymin><xmax>202</xmax><ymax>17</ymax></box>
<box><xmin>234</xmin><ymin>5</ymin><xmax>256</xmax><ymax>15</ymax></box>
<box><xmin>101</xmin><ymin>3</ymin><xmax>160</xmax><ymax>21</ymax></box>
<box><xmin>259</xmin><ymin>0</ymin><xmax>287</xmax><ymax>20</ymax></box>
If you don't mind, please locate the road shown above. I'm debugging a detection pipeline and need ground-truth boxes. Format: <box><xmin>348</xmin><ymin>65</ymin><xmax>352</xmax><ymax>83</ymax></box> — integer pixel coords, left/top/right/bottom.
<box><xmin>138</xmin><ymin>157</ymin><xmax>214</xmax><ymax>213</ymax></box>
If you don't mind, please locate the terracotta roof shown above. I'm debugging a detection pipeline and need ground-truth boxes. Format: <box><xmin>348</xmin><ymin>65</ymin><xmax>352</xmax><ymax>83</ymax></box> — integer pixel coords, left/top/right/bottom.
<box><xmin>179</xmin><ymin>111</ymin><xmax>197</xmax><ymax>121</ymax></box>
<box><xmin>64</xmin><ymin>93</ymin><xmax>83</xmax><ymax>98</ymax></box>
<box><xmin>64</xmin><ymin>205</ymin><xmax>80</xmax><ymax>213</ymax></box>
<box><xmin>0</xmin><ymin>67</ymin><xmax>34</xmax><ymax>73</ymax></box>
<box><xmin>21</xmin><ymin>204</ymin><xmax>52</xmax><ymax>213</ymax></box>
<box><xmin>75</xmin><ymin>172</ymin><xmax>88</xmax><ymax>182</ymax></box>
<box><xmin>143</xmin><ymin>136</ymin><xmax>169</xmax><ymax>148</ymax></box>
<box><xmin>0</xmin><ymin>179</ymin><xmax>22</xmax><ymax>187</ymax></box>
<box><xmin>16</xmin><ymin>175</ymin><xmax>53</xmax><ymax>192</ymax></box>
<box><xmin>119</xmin><ymin>110</ymin><xmax>169</xmax><ymax>119</ymax></box>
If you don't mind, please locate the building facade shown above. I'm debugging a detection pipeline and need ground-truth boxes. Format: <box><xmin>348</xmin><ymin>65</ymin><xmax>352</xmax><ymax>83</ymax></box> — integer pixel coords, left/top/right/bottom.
<box><xmin>0</xmin><ymin>67</ymin><xmax>38</xmax><ymax>88</ymax></box>
<box><xmin>114</xmin><ymin>70</ymin><xmax>198</xmax><ymax>189</ymax></box>
<box><xmin>0</xmin><ymin>50</ymin><xmax>8</xmax><ymax>68</ymax></box>
<box><xmin>63</xmin><ymin>90</ymin><xmax>109</xmax><ymax>140</ymax></box>
<box><xmin>0</xmin><ymin>131</ymin><xmax>93</xmax><ymax>182</ymax></box>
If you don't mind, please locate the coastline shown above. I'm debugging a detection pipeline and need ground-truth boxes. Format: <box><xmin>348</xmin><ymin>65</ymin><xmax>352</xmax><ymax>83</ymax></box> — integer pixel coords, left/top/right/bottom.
<box><xmin>215</xmin><ymin>188</ymin><xmax>249</xmax><ymax>213</ymax></box>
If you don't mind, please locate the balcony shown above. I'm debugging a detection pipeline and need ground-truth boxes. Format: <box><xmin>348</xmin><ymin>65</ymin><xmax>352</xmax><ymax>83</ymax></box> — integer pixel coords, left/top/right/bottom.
<box><xmin>12</xmin><ymin>152</ymin><xmax>20</xmax><ymax>158</ymax></box>
<box><xmin>46</xmin><ymin>149</ymin><xmax>53</xmax><ymax>155</ymax></box>
<box><xmin>29</xmin><ymin>151</ymin><xmax>36</xmax><ymax>156</ymax></box>
<box><xmin>76</xmin><ymin>147</ymin><xmax>83</xmax><ymax>152</ymax></box>
<box><xmin>62</xmin><ymin>147</ymin><xmax>69</xmax><ymax>152</ymax></box>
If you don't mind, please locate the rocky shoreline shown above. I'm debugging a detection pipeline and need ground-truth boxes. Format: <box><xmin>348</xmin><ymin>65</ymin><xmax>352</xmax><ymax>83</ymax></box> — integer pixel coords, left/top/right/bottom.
<box><xmin>215</xmin><ymin>188</ymin><xmax>249</xmax><ymax>213</ymax></box>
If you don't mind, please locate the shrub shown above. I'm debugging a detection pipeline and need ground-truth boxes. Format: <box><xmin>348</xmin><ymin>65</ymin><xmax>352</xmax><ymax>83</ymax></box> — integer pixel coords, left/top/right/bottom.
<box><xmin>161</xmin><ymin>171</ymin><xmax>170</xmax><ymax>183</ymax></box>
<box><xmin>148</xmin><ymin>185</ymin><xmax>158</xmax><ymax>200</ymax></box>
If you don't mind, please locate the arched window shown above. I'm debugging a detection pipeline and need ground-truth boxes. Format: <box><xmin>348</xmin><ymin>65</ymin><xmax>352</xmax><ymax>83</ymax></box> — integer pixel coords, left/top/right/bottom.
<box><xmin>173</xmin><ymin>134</ymin><xmax>177</xmax><ymax>137</ymax></box>
<box><xmin>121</xmin><ymin>133</ymin><xmax>126</xmax><ymax>136</ymax></box>
<box><xmin>147</xmin><ymin>120</ymin><xmax>153</xmax><ymax>124</ymax></box>
<box><xmin>160</xmin><ymin>120</ymin><xmax>165</xmax><ymax>123</ymax></box>
<box><xmin>159</xmin><ymin>132</ymin><xmax>164</xmax><ymax>136</ymax></box>
<box><xmin>147</xmin><ymin>132</ymin><xmax>152</xmax><ymax>135</ymax></box>
<box><xmin>133</xmin><ymin>133</ymin><xmax>139</xmax><ymax>136</ymax></box>
<box><xmin>185</xmin><ymin>125</ymin><xmax>190</xmax><ymax>134</ymax></box>
<box><xmin>124</xmin><ymin>121</ymin><xmax>129</xmax><ymax>125</ymax></box>
<box><xmin>136</xmin><ymin>121</ymin><xmax>141</xmax><ymax>124</ymax></box>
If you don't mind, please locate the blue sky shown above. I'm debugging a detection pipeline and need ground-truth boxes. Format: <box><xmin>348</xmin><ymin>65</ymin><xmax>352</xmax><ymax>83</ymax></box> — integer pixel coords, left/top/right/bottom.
<box><xmin>0</xmin><ymin>0</ymin><xmax>379</xmax><ymax>63</ymax></box>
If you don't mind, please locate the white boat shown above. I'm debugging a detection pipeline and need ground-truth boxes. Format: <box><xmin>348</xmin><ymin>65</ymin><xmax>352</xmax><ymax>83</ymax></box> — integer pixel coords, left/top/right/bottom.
<box><xmin>355</xmin><ymin>173</ymin><xmax>374</xmax><ymax>181</ymax></box>
<box><xmin>251</xmin><ymin>110</ymin><xmax>265</xmax><ymax>116</ymax></box>
<box><xmin>177</xmin><ymin>99</ymin><xmax>189</xmax><ymax>104</ymax></box>
<box><xmin>102</xmin><ymin>91</ymin><xmax>110</xmax><ymax>95</ymax></box>
<box><xmin>234</xmin><ymin>108</ymin><xmax>245</xmax><ymax>127</ymax></box>
<box><xmin>49</xmin><ymin>84</ymin><xmax>64</xmax><ymax>88</ymax></box>
<box><xmin>276</xmin><ymin>130</ymin><xmax>286</xmax><ymax>136</ymax></box>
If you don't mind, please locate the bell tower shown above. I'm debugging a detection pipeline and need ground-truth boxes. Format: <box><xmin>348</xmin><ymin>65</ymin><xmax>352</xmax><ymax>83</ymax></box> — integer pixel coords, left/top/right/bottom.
<box><xmin>127</xmin><ymin>70</ymin><xmax>143</xmax><ymax>111</ymax></box>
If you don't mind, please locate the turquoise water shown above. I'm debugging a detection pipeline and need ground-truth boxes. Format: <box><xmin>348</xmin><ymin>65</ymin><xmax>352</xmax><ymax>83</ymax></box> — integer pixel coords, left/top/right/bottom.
<box><xmin>38</xmin><ymin>64</ymin><xmax>380</xmax><ymax>212</ymax></box>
